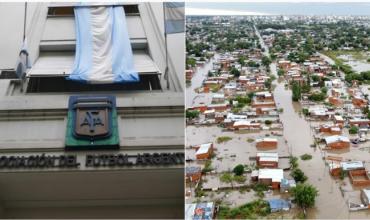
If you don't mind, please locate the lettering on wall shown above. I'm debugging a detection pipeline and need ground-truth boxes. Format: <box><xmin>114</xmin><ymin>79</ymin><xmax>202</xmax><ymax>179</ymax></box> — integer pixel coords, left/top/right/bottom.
<box><xmin>0</xmin><ymin>153</ymin><xmax>184</xmax><ymax>169</ymax></box>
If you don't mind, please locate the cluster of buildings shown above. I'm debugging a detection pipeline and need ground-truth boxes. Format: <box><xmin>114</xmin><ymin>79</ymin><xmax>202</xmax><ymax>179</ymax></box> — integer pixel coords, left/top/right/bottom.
<box><xmin>185</xmin><ymin>23</ymin><xmax>297</xmax><ymax>217</ymax></box>
<box><xmin>260</xmin><ymin>24</ymin><xmax>370</xmax><ymax>212</ymax></box>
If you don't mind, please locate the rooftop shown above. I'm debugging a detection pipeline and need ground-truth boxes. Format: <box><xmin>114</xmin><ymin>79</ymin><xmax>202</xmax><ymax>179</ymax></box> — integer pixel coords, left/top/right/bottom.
<box><xmin>258</xmin><ymin>169</ymin><xmax>284</xmax><ymax>182</ymax></box>
<box><xmin>324</xmin><ymin>135</ymin><xmax>350</xmax><ymax>144</ymax></box>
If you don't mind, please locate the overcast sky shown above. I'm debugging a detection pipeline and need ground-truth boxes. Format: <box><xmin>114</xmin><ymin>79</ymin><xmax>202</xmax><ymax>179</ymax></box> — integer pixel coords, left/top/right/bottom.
<box><xmin>186</xmin><ymin>2</ymin><xmax>370</xmax><ymax>16</ymax></box>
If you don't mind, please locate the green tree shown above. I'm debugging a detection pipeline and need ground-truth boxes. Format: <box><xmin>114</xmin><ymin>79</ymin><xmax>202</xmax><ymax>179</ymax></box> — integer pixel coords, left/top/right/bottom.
<box><xmin>291</xmin><ymin>168</ymin><xmax>307</xmax><ymax>183</ymax></box>
<box><xmin>308</xmin><ymin>92</ymin><xmax>326</xmax><ymax>102</ymax></box>
<box><xmin>186</xmin><ymin>57</ymin><xmax>196</xmax><ymax>68</ymax></box>
<box><xmin>233</xmin><ymin>164</ymin><xmax>245</xmax><ymax>176</ymax></box>
<box><xmin>291</xmin><ymin>183</ymin><xmax>319</xmax><ymax>212</ymax></box>
<box><xmin>247</xmin><ymin>60</ymin><xmax>259</xmax><ymax>67</ymax></box>
<box><xmin>230</xmin><ymin>67</ymin><xmax>241</xmax><ymax>77</ymax></box>
<box><xmin>292</xmin><ymin>82</ymin><xmax>301</xmax><ymax>101</ymax></box>
<box><xmin>261</xmin><ymin>56</ymin><xmax>272</xmax><ymax>67</ymax></box>
<box><xmin>238</xmin><ymin>56</ymin><xmax>246</xmax><ymax>66</ymax></box>
<box><xmin>186</xmin><ymin>110</ymin><xmax>199</xmax><ymax>119</ymax></box>
<box><xmin>349</xmin><ymin>126</ymin><xmax>359</xmax><ymax>134</ymax></box>
<box><xmin>320</xmin><ymin>87</ymin><xmax>328</xmax><ymax>94</ymax></box>
<box><xmin>289</xmin><ymin>156</ymin><xmax>299</xmax><ymax>169</ymax></box>
<box><xmin>277</xmin><ymin>69</ymin><xmax>285</xmax><ymax>76</ymax></box>
<box><xmin>264</xmin><ymin>120</ymin><xmax>272</xmax><ymax>125</ymax></box>
<box><xmin>311</xmin><ymin>75</ymin><xmax>320</xmax><ymax>82</ymax></box>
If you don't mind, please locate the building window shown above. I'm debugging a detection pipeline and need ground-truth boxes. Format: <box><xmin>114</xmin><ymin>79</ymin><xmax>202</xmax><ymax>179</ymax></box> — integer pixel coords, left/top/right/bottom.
<box><xmin>47</xmin><ymin>5</ymin><xmax>139</xmax><ymax>17</ymax></box>
<box><xmin>26</xmin><ymin>75</ymin><xmax>161</xmax><ymax>93</ymax></box>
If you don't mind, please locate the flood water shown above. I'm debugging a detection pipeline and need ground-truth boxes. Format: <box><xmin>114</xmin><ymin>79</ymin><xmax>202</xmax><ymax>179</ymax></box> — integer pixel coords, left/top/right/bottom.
<box><xmin>186</xmin><ymin>55</ymin><xmax>219</xmax><ymax>108</ymax></box>
<box><xmin>186</xmin><ymin>27</ymin><xmax>370</xmax><ymax>219</ymax></box>
<box><xmin>265</xmin><ymin>46</ymin><xmax>370</xmax><ymax>219</ymax></box>
<box><xmin>338</xmin><ymin>54</ymin><xmax>370</xmax><ymax>73</ymax></box>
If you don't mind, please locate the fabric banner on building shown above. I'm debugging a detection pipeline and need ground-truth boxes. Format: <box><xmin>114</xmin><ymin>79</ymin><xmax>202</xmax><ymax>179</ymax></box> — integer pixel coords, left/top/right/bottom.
<box><xmin>15</xmin><ymin>38</ymin><xmax>31</xmax><ymax>79</ymax></box>
<box><xmin>164</xmin><ymin>2</ymin><xmax>185</xmax><ymax>34</ymax></box>
<box><xmin>68</xmin><ymin>6</ymin><xmax>139</xmax><ymax>84</ymax></box>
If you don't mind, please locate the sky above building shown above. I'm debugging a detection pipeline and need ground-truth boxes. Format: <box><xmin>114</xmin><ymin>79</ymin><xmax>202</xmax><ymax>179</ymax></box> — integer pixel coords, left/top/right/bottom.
<box><xmin>186</xmin><ymin>2</ymin><xmax>370</xmax><ymax>16</ymax></box>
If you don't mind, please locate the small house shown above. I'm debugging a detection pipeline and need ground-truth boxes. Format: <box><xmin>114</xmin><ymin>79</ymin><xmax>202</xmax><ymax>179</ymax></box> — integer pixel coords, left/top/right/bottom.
<box><xmin>204</xmin><ymin>109</ymin><xmax>216</xmax><ymax>119</ymax></box>
<box><xmin>207</xmin><ymin>103</ymin><xmax>229</xmax><ymax>112</ymax></box>
<box><xmin>233</xmin><ymin>120</ymin><xmax>261</xmax><ymax>130</ymax></box>
<box><xmin>194</xmin><ymin>143</ymin><xmax>213</xmax><ymax>160</ymax></box>
<box><xmin>256</xmin><ymin>138</ymin><xmax>278</xmax><ymax>149</ymax></box>
<box><xmin>349</xmin><ymin>169</ymin><xmax>370</xmax><ymax>187</ymax></box>
<box><xmin>319</xmin><ymin>124</ymin><xmax>342</xmax><ymax>135</ymax></box>
<box><xmin>256</xmin><ymin>152</ymin><xmax>279</xmax><ymax>168</ymax></box>
<box><xmin>349</xmin><ymin>118</ymin><xmax>370</xmax><ymax>127</ymax></box>
<box><xmin>324</xmin><ymin>135</ymin><xmax>350</xmax><ymax>149</ymax></box>
<box><xmin>328</xmin><ymin>96</ymin><xmax>342</xmax><ymax>107</ymax></box>
<box><xmin>333</xmin><ymin>115</ymin><xmax>344</xmax><ymax>125</ymax></box>
<box><xmin>258</xmin><ymin>169</ymin><xmax>284</xmax><ymax>189</ymax></box>
<box><xmin>185</xmin><ymin>166</ymin><xmax>202</xmax><ymax>183</ymax></box>
<box><xmin>212</xmin><ymin>93</ymin><xmax>225</xmax><ymax>103</ymax></box>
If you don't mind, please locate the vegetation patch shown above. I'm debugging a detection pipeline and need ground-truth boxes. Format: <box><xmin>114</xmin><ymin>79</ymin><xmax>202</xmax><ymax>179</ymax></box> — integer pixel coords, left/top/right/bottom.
<box><xmin>291</xmin><ymin>183</ymin><xmax>319</xmax><ymax>214</ymax></box>
<box><xmin>349</xmin><ymin>126</ymin><xmax>359</xmax><ymax>134</ymax></box>
<box><xmin>186</xmin><ymin>110</ymin><xmax>199</xmax><ymax>119</ymax></box>
<box><xmin>217</xmin><ymin>136</ymin><xmax>233</xmax><ymax>143</ymax></box>
<box><xmin>291</xmin><ymin>168</ymin><xmax>308</xmax><ymax>183</ymax></box>
<box><xmin>300</xmin><ymin>153</ymin><xmax>313</xmax><ymax>160</ymax></box>
<box><xmin>208</xmin><ymin>84</ymin><xmax>220</xmax><ymax>93</ymax></box>
<box><xmin>219</xmin><ymin>172</ymin><xmax>247</xmax><ymax>184</ymax></box>
<box><xmin>202</xmin><ymin>160</ymin><xmax>213</xmax><ymax>173</ymax></box>
<box><xmin>264</xmin><ymin>120</ymin><xmax>272</xmax><ymax>125</ymax></box>
<box><xmin>289</xmin><ymin>156</ymin><xmax>299</xmax><ymax>169</ymax></box>
<box><xmin>247</xmin><ymin>138</ymin><xmax>255</xmax><ymax>143</ymax></box>
<box><xmin>220</xmin><ymin>173</ymin><xmax>233</xmax><ymax>183</ymax></box>
<box><xmin>217</xmin><ymin>199</ymin><xmax>271</xmax><ymax>219</ymax></box>
<box><xmin>233</xmin><ymin>164</ymin><xmax>245</xmax><ymax>176</ymax></box>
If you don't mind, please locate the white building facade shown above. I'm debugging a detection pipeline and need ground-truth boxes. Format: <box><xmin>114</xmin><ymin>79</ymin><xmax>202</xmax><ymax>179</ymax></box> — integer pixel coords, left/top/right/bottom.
<box><xmin>0</xmin><ymin>2</ymin><xmax>184</xmax><ymax>218</ymax></box>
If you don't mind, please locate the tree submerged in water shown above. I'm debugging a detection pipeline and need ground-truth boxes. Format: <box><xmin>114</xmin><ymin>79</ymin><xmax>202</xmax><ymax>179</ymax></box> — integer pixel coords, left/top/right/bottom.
<box><xmin>291</xmin><ymin>183</ymin><xmax>318</xmax><ymax>215</ymax></box>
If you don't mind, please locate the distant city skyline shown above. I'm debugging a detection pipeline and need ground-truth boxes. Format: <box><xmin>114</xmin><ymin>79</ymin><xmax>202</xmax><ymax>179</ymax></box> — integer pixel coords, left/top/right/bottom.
<box><xmin>186</xmin><ymin>2</ymin><xmax>370</xmax><ymax>16</ymax></box>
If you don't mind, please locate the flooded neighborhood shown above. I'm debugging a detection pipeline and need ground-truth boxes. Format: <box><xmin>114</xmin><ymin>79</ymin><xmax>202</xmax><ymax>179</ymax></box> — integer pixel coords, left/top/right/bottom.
<box><xmin>185</xmin><ymin>14</ymin><xmax>370</xmax><ymax>219</ymax></box>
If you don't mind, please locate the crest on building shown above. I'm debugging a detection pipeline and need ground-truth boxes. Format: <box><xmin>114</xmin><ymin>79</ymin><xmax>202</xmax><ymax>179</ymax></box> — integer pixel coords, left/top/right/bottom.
<box><xmin>65</xmin><ymin>96</ymin><xmax>119</xmax><ymax>150</ymax></box>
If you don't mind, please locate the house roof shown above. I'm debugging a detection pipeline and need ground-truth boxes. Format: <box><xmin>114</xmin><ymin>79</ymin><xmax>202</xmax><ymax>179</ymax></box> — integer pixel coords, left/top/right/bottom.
<box><xmin>227</xmin><ymin>113</ymin><xmax>247</xmax><ymax>120</ymax></box>
<box><xmin>324</xmin><ymin>135</ymin><xmax>350</xmax><ymax>144</ymax></box>
<box><xmin>257</xmin><ymin>152</ymin><xmax>279</xmax><ymax>162</ymax></box>
<box><xmin>340</xmin><ymin>161</ymin><xmax>364</xmax><ymax>171</ymax></box>
<box><xmin>268</xmin><ymin>199</ymin><xmax>291</xmax><ymax>211</ymax></box>
<box><xmin>196</xmin><ymin>143</ymin><xmax>212</xmax><ymax>155</ymax></box>
<box><xmin>258</xmin><ymin>169</ymin><xmax>284</xmax><ymax>182</ymax></box>
<box><xmin>255</xmin><ymin>91</ymin><xmax>272</xmax><ymax>97</ymax></box>
<box><xmin>212</xmin><ymin>93</ymin><xmax>225</xmax><ymax>99</ymax></box>
<box><xmin>256</xmin><ymin>138</ymin><xmax>278</xmax><ymax>143</ymax></box>
<box><xmin>204</xmin><ymin>109</ymin><xmax>215</xmax><ymax>114</ymax></box>
<box><xmin>233</xmin><ymin>120</ymin><xmax>259</xmax><ymax>126</ymax></box>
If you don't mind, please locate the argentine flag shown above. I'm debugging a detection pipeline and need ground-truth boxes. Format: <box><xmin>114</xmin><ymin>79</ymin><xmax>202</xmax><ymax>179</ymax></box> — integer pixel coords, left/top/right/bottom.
<box><xmin>164</xmin><ymin>2</ymin><xmax>185</xmax><ymax>34</ymax></box>
<box><xmin>68</xmin><ymin>5</ymin><xmax>139</xmax><ymax>84</ymax></box>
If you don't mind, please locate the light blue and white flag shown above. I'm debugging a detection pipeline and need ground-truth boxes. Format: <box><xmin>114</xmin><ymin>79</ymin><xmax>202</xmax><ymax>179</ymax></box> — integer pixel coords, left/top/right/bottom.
<box><xmin>68</xmin><ymin>5</ymin><xmax>139</xmax><ymax>84</ymax></box>
<box><xmin>164</xmin><ymin>2</ymin><xmax>185</xmax><ymax>34</ymax></box>
<box><xmin>15</xmin><ymin>38</ymin><xmax>31</xmax><ymax>79</ymax></box>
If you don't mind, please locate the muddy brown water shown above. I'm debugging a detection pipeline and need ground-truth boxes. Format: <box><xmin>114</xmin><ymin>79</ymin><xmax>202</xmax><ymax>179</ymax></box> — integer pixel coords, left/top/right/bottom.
<box><xmin>186</xmin><ymin>28</ymin><xmax>370</xmax><ymax>218</ymax></box>
<box><xmin>271</xmin><ymin>71</ymin><xmax>370</xmax><ymax>218</ymax></box>
<box><xmin>186</xmin><ymin>55</ymin><xmax>219</xmax><ymax>108</ymax></box>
